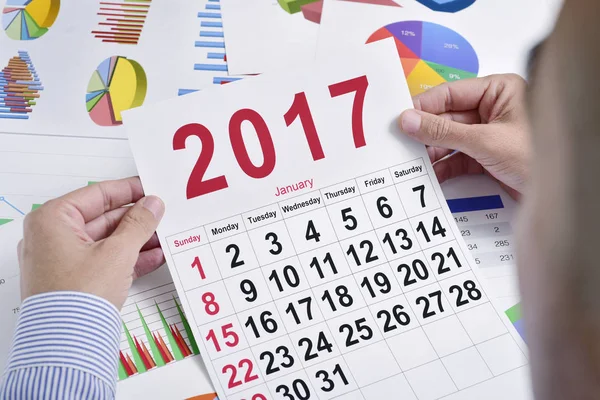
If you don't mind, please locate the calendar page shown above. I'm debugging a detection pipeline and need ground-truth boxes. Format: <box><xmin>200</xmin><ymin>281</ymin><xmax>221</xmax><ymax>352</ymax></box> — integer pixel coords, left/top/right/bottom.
<box><xmin>125</xmin><ymin>46</ymin><xmax>530</xmax><ymax>400</ymax></box>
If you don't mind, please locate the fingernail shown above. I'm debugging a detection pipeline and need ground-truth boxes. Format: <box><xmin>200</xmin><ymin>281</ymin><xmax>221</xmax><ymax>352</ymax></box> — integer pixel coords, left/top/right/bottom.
<box><xmin>143</xmin><ymin>196</ymin><xmax>165</xmax><ymax>219</ymax></box>
<box><xmin>401</xmin><ymin>110</ymin><xmax>422</xmax><ymax>135</ymax></box>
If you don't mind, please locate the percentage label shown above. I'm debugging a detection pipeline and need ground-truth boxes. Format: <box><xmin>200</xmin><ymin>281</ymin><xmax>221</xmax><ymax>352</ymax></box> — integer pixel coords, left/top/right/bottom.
<box><xmin>401</xmin><ymin>30</ymin><xmax>416</xmax><ymax>37</ymax></box>
<box><xmin>444</xmin><ymin>43</ymin><xmax>460</xmax><ymax>50</ymax></box>
<box><xmin>449</xmin><ymin>73</ymin><xmax>461</xmax><ymax>80</ymax></box>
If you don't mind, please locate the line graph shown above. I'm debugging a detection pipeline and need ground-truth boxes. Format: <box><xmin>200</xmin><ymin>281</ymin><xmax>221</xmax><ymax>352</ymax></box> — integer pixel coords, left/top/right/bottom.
<box><xmin>0</xmin><ymin>196</ymin><xmax>25</xmax><ymax>225</ymax></box>
<box><xmin>0</xmin><ymin>197</ymin><xmax>24</xmax><ymax>216</ymax></box>
<box><xmin>0</xmin><ymin>180</ymin><xmax>98</xmax><ymax>222</ymax></box>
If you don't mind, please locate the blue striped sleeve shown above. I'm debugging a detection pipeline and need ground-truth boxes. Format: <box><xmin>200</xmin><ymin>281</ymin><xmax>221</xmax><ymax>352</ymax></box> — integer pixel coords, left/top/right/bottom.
<box><xmin>0</xmin><ymin>292</ymin><xmax>121</xmax><ymax>399</ymax></box>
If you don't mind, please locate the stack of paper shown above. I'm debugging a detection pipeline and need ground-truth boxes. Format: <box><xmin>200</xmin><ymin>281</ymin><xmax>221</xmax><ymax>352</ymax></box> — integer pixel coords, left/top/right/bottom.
<box><xmin>0</xmin><ymin>0</ymin><xmax>560</xmax><ymax>398</ymax></box>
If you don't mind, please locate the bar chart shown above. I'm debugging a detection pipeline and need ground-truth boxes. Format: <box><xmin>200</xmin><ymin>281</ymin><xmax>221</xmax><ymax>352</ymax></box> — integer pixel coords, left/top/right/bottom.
<box><xmin>195</xmin><ymin>0</ymin><xmax>226</xmax><ymax>76</ymax></box>
<box><xmin>119</xmin><ymin>285</ymin><xmax>200</xmax><ymax>380</ymax></box>
<box><xmin>91</xmin><ymin>0</ymin><xmax>152</xmax><ymax>45</ymax></box>
<box><xmin>177</xmin><ymin>0</ymin><xmax>241</xmax><ymax>96</ymax></box>
<box><xmin>0</xmin><ymin>51</ymin><xmax>43</xmax><ymax>120</ymax></box>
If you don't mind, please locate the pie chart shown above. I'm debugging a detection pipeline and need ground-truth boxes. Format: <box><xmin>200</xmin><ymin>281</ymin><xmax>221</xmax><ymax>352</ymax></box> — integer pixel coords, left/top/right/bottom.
<box><xmin>2</xmin><ymin>0</ymin><xmax>60</xmax><ymax>40</ymax></box>
<box><xmin>367</xmin><ymin>21</ymin><xmax>479</xmax><ymax>96</ymax></box>
<box><xmin>416</xmin><ymin>0</ymin><xmax>476</xmax><ymax>13</ymax></box>
<box><xmin>86</xmin><ymin>56</ymin><xmax>147</xmax><ymax>127</ymax></box>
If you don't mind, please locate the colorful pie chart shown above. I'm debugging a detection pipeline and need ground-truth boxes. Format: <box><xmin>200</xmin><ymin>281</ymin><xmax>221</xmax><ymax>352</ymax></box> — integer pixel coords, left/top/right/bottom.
<box><xmin>416</xmin><ymin>0</ymin><xmax>476</xmax><ymax>13</ymax></box>
<box><xmin>2</xmin><ymin>0</ymin><xmax>60</xmax><ymax>40</ymax></box>
<box><xmin>367</xmin><ymin>21</ymin><xmax>479</xmax><ymax>96</ymax></box>
<box><xmin>86</xmin><ymin>56</ymin><xmax>147</xmax><ymax>127</ymax></box>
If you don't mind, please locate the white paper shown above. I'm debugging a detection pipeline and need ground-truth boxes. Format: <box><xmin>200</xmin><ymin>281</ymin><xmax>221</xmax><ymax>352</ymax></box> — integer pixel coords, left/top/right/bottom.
<box><xmin>0</xmin><ymin>132</ymin><xmax>216</xmax><ymax>399</ymax></box>
<box><xmin>545</xmin><ymin>0</ymin><xmax>563</xmax><ymax>23</ymax></box>
<box><xmin>220</xmin><ymin>0</ymin><xmax>319</xmax><ymax>75</ymax></box>
<box><xmin>317</xmin><ymin>0</ymin><xmax>554</xmax><ymax>85</ymax></box>
<box><xmin>0</xmin><ymin>0</ymin><xmax>232</xmax><ymax>139</ymax></box>
<box><xmin>0</xmin><ymin>220</ymin><xmax>23</xmax><ymax>368</ymax></box>
<box><xmin>442</xmin><ymin>176</ymin><xmax>519</xmax><ymax>309</ymax></box>
<box><xmin>126</xmin><ymin>46</ymin><xmax>529</xmax><ymax>400</ymax></box>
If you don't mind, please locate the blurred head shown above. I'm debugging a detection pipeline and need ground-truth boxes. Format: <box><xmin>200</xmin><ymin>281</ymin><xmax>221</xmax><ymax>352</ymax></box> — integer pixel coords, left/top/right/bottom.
<box><xmin>518</xmin><ymin>1</ymin><xmax>600</xmax><ymax>396</ymax></box>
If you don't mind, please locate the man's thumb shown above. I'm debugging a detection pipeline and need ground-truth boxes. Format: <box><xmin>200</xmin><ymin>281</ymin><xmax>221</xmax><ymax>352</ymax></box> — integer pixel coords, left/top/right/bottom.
<box><xmin>111</xmin><ymin>196</ymin><xmax>164</xmax><ymax>249</ymax></box>
<box><xmin>399</xmin><ymin>109</ymin><xmax>480</xmax><ymax>155</ymax></box>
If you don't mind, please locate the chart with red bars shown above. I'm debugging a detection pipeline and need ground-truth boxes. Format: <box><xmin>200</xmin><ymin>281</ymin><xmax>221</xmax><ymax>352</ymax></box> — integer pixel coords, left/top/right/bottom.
<box><xmin>118</xmin><ymin>286</ymin><xmax>201</xmax><ymax>380</ymax></box>
<box><xmin>91</xmin><ymin>0</ymin><xmax>151</xmax><ymax>45</ymax></box>
<box><xmin>0</xmin><ymin>50</ymin><xmax>43</xmax><ymax>120</ymax></box>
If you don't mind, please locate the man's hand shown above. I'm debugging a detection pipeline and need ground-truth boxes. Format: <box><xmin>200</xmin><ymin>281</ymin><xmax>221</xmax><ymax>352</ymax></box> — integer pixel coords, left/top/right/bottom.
<box><xmin>18</xmin><ymin>177</ymin><xmax>165</xmax><ymax>310</ymax></box>
<box><xmin>398</xmin><ymin>74</ymin><xmax>530</xmax><ymax>199</ymax></box>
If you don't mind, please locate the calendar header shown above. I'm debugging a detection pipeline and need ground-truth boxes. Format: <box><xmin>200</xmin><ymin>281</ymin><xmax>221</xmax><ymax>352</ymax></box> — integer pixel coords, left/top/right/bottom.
<box><xmin>390</xmin><ymin>159</ymin><xmax>426</xmax><ymax>183</ymax></box>
<box><xmin>167</xmin><ymin>225</ymin><xmax>207</xmax><ymax>254</ymax></box>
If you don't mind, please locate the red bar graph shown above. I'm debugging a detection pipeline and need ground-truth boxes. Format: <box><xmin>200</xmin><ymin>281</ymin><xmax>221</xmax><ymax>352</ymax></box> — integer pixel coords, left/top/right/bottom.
<box><xmin>92</xmin><ymin>0</ymin><xmax>151</xmax><ymax>45</ymax></box>
<box><xmin>118</xmin><ymin>298</ymin><xmax>200</xmax><ymax>380</ymax></box>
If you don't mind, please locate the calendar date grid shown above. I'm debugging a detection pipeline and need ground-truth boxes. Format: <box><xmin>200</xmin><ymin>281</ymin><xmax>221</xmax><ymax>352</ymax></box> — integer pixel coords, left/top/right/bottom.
<box><xmin>196</xmin><ymin>266</ymin><xmax>493</xmax><ymax>358</ymax></box>
<box><xmin>167</xmin><ymin>161</ymin><xmax>510</xmax><ymax>399</ymax></box>
<box><xmin>233</xmin><ymin>179</ymin><xmax>368</xmax><ymax>399</ymax></box>
<box><xmin>336</xmin><ymin>177</ymin><xmax>489</xmax><ymax>395</ymax></box>
<box><xmin>283</xmin><ymin>315</ymin><xmax>523</xmax><ymax>400</ymax></box>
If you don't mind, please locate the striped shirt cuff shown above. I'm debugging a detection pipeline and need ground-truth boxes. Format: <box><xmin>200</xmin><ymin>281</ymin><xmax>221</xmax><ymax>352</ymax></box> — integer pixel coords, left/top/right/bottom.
<box><xmin>3</xmin><ymin>292</ymin><xmax>121</xmax><ymax>394</ymax></box>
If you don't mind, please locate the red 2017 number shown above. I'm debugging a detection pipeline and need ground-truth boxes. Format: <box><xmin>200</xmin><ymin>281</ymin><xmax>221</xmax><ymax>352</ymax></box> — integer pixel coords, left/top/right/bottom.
<box><xmin>175</xmin><ymin>76</ymin><xmax>369</xmax><ymax>200</ymax></box>
<box><xmin>329</xmin><ymin>75</ymin><xmax>369</xmax><ymax>149</ymax></box>
<box><xmin>173</xmin><ymin>123</ymin><xmax>229</xmax><ymax>199</ymax></box>
<box><xmin>284</xmin><ymin>91</ymin><xmax>325</xmax><ymax>161</ymax></box>
<box><xmin>229</xmin><ymin>108</ymin><xmax>276</xmax><ymax>179</ymax></box>
<box><xmin>222</xmin><ymin>358</ymin><xmax>259</xmax><ymax>389</ymax></box>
